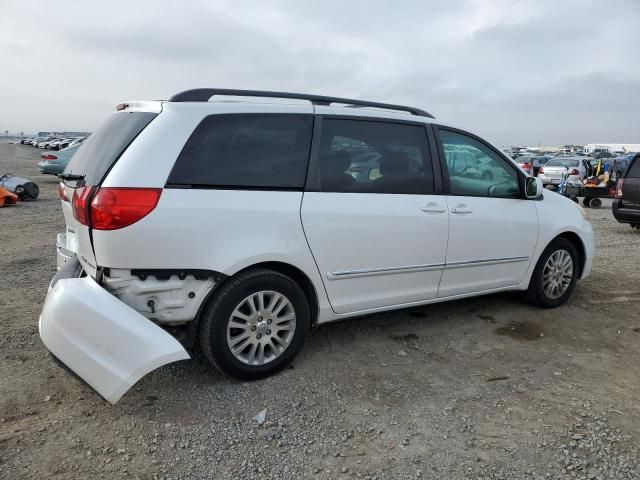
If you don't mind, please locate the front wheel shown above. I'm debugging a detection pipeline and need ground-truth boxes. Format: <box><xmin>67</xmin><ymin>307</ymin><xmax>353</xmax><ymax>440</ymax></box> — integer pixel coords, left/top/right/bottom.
<box><xmin>524</xmin><ymin>238</ymin><xmax>580</xmax><ymax>308</ymax></box>
<box><xmin>199</xmin><ymin>269</ymin><xmax>310</xmax><ymax>380</ymax></box>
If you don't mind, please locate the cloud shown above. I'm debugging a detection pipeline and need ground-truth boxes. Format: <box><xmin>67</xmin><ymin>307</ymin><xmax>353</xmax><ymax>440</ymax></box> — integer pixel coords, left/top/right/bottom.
<box><xmin>0</xmin><ymin>0</ymin><xmax>638</xmax><ymax>145</ymax></box>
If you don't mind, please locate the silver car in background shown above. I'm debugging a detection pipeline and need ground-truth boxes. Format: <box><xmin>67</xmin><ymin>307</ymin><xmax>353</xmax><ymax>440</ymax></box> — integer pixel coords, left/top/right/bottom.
<box><xmin>538</xmin><ymin>157</ymin><xmax>591</xmax><ymax>186</ymax></box>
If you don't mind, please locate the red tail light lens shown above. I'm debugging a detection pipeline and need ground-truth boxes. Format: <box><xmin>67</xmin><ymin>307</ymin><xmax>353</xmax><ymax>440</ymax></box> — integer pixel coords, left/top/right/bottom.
<box><xmin>58</xmin><ymin>183</ymin><xmax>69</xmax><ymax>202</ymax></box>
<box><xmin>616</xmin><ymin>178</ymin><xmax>624</xmax><ymax>199</ymax></box>
<box><xmin>569</xmin><ymin>168</ymin><xmax>580</xmax><ymax>175</ymax></box>
<box><xmin>90</xmin><ymin>188</ymin><xmax>162</xmax><ymax>230</ymax></box>
<box><xmin>72</xmin><ymin>186</ymin><xmax>94</xmax><ymax>225</ymax></box>
<box><xmin>43</xmin><ymin>154</ymin><xmax>57</xmax><ymax>160</ymax></box>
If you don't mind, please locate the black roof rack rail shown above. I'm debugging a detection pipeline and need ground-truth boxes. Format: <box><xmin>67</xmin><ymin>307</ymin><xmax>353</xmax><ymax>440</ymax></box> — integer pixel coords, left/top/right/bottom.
<box><xmin>168</xmin><ymin>89</ymin><xmax>434</xmax><ymax>118</ymax></box>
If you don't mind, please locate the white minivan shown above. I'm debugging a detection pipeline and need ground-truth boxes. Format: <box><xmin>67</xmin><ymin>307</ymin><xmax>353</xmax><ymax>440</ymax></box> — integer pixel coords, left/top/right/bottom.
<box><xmin>40</xmin><ymin>89</ymin><xmax>595</xmax><ymax>403</ymax></box>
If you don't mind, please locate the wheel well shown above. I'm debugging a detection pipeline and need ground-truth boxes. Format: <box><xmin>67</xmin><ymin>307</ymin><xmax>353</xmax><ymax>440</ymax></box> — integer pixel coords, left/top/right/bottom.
<box><xmin>248</xmin><ymin>262</ymin><xmax>320</xmax><ymax>328</ymax></box>
<box><xmin>186</xmin><ymin>262</ymin><xmax>320</xmax><ymax>347</ymax></box>
<box><xmin>556</xmin><ymin>232</ymin><xmax>586</xmax><ymax>276</ymax></box>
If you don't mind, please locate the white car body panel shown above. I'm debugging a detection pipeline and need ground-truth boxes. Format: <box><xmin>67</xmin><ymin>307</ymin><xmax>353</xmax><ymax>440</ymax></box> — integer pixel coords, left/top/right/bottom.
<box><xmin>532</xmin><ymin>190</ymin><xmax>595</xmax><ymax>280</ymax></box>
<box><xmin>91</xmin><ymin>189</ymin><xmax>333</xmax><ymax>316</ymax></box>
<box><xmin>437</xmin><ymin>196</ymin><xmax>538</xmax><ymax>297</ymax></box>
<box><xmin>301</xmin><ymin>192</ymin><xmax>449</xmax><ymax>313</ymax></box>
<box><xmin>39</xmin><ymin>275</ymin><xmax>190</xmax><ymax>404</ymax></box>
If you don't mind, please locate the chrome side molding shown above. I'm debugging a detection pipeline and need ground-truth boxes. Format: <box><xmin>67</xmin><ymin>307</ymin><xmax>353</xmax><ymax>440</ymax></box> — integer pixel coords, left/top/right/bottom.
<box><xmin>327</xmin><ymin>256</ymin><xmax>529</xmax><ymax>280</ymax></box>
<box><xmin>327</xmin><ymin>263</ymin><xmax>445</xmax><ymax>280</ymax></box>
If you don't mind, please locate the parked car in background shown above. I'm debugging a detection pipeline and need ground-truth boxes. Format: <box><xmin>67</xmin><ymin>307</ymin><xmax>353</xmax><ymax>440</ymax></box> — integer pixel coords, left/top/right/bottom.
<box><xmin>538</xmin><ymin>157</ymin><xmax>591</xmax><ymax>186</ymax></box>
<box><xmin>592</xmin><ymin>150</ymin><xmax>614</xmax><ymax>159</ymax></box>
<box><xmin>26</xmin><ymin>137</ymin><xmax>44</xmax><ymax>146</ymax></box>
<box><xmin>66</xmin><ymin>137</ymin><xmax>87</xmax><ymax>149</ymax></box>
<box><xmin>38</xmin><ymin>144</ymin><xmax>81</xmax><ymax>175</ymax></box>
<box><xmin>516</xmin><ymin>155</ymin><xmax>549</xmax><ymax>176</ymax></box>
<box><xmin>49</xmin><ymin>138</ymin><xmax>74</xmax><ymax>150</ymax></box>
<box><xmin>612</xmin><ymin>153</ymin><xmax>640</xmax><ymax>229</ymax></box>
<box><xmin>39</xmin><ymin>89</ymin><xmax>594</xmax><ymax>404</ymax></box>
<box><xmin>607</xmin><ymin>157</ymin><xmax>631</xmax><ymax>180</ymax></box>
<box><xmin>36</xmin><ymin>137</ymin><xmax>57</xmax><ymax>148</ymax></box>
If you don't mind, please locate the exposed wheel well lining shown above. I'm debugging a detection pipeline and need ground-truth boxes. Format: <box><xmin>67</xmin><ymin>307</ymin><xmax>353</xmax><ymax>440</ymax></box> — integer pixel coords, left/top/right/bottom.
<box><xmin>555</xmin><ymin>232</ymin><xmax>586</xmax><ymax>277</ymax></box>
<box><xmin>193</xmin><ymin>261</ymin><xmax>319</xmax><ymax>337</ymax></box>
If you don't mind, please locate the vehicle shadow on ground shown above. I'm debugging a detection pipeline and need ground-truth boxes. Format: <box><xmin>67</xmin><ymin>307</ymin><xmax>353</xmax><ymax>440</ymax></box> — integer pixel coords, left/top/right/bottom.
<box><xmin>121</xmin><ymin>292</ymin><xmax>526</xmax><ymax>410</ymax></box>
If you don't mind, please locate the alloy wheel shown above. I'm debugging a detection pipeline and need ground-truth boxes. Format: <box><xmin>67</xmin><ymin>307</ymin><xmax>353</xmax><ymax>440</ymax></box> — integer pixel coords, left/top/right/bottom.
<box><xmin>542</xmin><ymin>249</ymin><xmax>574</xmax><ymax>299</ymax></box>
<box><xmin>226</xmin><ymin>291</ymin><xmax>296</xmax><ymax>365</ymax></box>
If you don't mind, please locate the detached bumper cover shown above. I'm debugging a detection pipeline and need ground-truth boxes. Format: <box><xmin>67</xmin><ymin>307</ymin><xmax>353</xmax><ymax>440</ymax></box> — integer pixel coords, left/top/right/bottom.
<box><xmin>39</xmin><ymin>269</ymin><xmax>190</xmax><ymax>404</ymax></box>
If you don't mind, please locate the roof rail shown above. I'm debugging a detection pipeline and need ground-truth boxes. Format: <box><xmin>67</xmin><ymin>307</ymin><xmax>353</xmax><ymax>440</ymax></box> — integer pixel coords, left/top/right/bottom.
<box><xmin>168</xmin><ymin>89</ymin><xmax>434</xmax><ymax>118</ymax></box>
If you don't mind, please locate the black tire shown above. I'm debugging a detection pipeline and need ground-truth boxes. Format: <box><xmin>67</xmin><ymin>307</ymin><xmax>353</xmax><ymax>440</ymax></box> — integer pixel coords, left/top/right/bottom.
<box><xmin>524</xmin><ymin>237</ymin><xmax>580</xmax><ymax>308</ymax></box>
<box><xmin>589</xmin><ymin>197</ymin><xmax>602</xmax><ymax>209</ymax></box>
<box><xmin>199</xmin><ymin>268</ymin><xmax>310</xmax><ymax>380</ymax></box>
<box><xmin>582</xmin><ymin>197</ymin><xmax>591</xmax><ymax>207</ymax></box>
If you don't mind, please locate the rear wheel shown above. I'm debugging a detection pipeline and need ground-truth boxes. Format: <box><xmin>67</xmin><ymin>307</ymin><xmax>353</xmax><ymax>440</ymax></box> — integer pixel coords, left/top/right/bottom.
<box><xmin>524</xmin><ymin>238</ymin><xmax>579</xmax><ymax>308</ymax></box>
<box><xmin>582</xmin><ymin>197</ymin><xmax>591</xmax><ymax>207</ymax></box>
<box><xmin>199</xmin><ymin>269</ymin><xmax>310</xmax><ymax>380</ymax></box>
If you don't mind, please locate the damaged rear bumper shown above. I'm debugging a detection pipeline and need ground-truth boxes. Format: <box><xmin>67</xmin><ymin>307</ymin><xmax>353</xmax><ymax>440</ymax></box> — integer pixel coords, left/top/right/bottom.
<box><xmin>39</xmin><ymin>259</ymin><xmax>190</xmax><ymax>404</ymax></box>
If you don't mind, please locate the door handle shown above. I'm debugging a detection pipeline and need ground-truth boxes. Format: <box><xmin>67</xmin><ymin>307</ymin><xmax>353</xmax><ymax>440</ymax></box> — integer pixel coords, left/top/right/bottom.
<box><xmin>421</xmin><ymin>203</ymin><xmax>446</xmax><ymax>213</ymax></box>
<box><xmin>451</xmin><ymin>205</ymin><xmax>473</xmax><ymax>214</ymax></box>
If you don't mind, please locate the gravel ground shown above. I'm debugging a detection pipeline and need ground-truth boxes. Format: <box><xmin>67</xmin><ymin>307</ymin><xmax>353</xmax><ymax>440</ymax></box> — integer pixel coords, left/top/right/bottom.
<box><xmin>0</xmin><ymin>143</ymin><xmax>639</xmax><ymax>480</ymax></box>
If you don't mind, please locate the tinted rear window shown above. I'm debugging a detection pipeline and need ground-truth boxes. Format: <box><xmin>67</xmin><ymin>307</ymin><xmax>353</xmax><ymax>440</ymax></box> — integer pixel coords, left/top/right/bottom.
<box><xmin>627</xmin><ymin>157</ymin><xmax>640</xmax><ymax>178</ymax></box>
<box><xmin>167</xmin><ymin>114</ymin><xmax>313</xmax><ymax>189</ymax></box>
<box><xmin>65</xmin><ymin>111</ymin><xmax>158</xmax><ymax>185</ymax></box>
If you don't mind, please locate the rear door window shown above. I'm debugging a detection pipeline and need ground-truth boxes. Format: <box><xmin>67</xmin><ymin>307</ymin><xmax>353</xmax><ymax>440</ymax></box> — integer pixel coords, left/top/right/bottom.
<box><xmin>167</xmin><ymin>114</ymin><xmax>313</xmax><ymax>189</ymax></box>
<box><xmin>315</xmin><ymin>119</ymin><xmax>434</xmax><ymax>194</ymax></box>
<box><xmin>65</xmin><ymin>112</ymin><xmax>158</xmax><ymax>185</ymax></box>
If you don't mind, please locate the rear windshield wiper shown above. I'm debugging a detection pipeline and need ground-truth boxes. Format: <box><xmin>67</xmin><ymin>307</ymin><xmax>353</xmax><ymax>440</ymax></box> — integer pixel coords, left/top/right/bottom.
<box><xmin>58</xmin><ymin>173</ymin><xmax>86</xmax><ymax>181</ymax></box>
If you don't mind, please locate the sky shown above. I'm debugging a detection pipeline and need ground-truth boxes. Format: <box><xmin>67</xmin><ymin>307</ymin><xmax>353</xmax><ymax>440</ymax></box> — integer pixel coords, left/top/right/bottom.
<box><xmin>0</xmin><ymin>0</ymin><xmax>638</xmax><ymax>146</ymax></box>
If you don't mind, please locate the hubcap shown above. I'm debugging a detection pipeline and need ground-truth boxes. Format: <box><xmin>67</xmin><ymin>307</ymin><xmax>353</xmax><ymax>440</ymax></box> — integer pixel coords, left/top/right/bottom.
<box><xmin>542</xmin><ymin>249</ymin><xmax>574</xmax><ymax>299</ymax></box>
<box><xmin>226</xmin><ymin>291</ymin><xmax>296</xmax><ymax>365</ymax></box>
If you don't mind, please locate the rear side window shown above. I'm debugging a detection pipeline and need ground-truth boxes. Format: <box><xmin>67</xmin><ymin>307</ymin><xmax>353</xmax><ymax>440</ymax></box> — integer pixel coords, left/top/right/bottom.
<box><xmin>316</xmin><ymin>119</ymin><xmax>433</xmax><ymax>194</ymax></box>
<box><xmin>168</xmin><ymin>114</ymin><xmax>313</xmax><ymax>189</ymax></box>
<box><xmin>627</xmin><ymin>157</ymin><xmax>640</xmax><ymax>178</ymax></box>
<box><xmin>65</xmin><ymin>111</ymin><xmax>158</xmax><ymax>185</ymax></box>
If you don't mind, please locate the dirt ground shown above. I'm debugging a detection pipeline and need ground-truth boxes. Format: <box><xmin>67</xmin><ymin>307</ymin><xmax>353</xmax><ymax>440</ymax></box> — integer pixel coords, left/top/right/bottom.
<box><xmin>0</xmin><ymin>143</ymin><xmax>639</xmax><ymax>480</ymax></box>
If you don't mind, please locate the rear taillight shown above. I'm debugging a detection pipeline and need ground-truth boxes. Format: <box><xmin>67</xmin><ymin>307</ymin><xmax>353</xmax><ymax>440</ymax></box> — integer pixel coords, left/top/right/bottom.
<box><xmin>90</xmin><ymin>188</ymin><xmax>162</xmax><ymax>230</ymax></box>
<box><xmin>616</xmin><ymin>178</ymin><xmax>624</xmax><ymax>199</ymax></box>
<box><xmin>58</xmin><ymin>183</ymin><xmax>69</xmax><ymax>202</ymax></box>
<box><xmin>43</xmin><ymin>154</ymin><xmax>57</xmax><ymax>161</ymax></box>
<box><xmin>569</xmin><ymin>168</ymin><xmax>580</xmax><ymax>175</ymax></box>
<box><xmin>72</xmin><ymin>186</ymin><xmax>94</xmax><ymax>226</ymax></box>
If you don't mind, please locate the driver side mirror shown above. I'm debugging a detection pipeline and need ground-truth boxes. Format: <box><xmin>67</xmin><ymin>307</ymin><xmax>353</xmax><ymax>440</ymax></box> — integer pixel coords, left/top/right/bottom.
<box><xmin>525</xmin><ymin>177</ymin><xmax>543</xmax><ymax>199</ymax></box>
